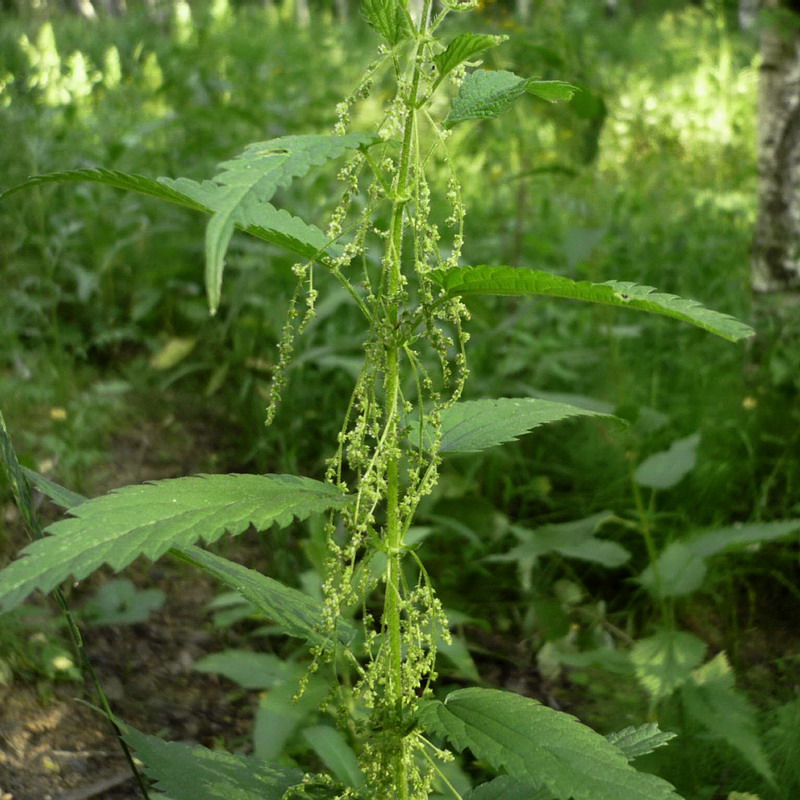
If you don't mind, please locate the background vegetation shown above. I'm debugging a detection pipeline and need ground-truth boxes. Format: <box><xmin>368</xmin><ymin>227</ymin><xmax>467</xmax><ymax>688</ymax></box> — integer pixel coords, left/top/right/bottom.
<box><xmin>1</xmin><ymin>1</ymin><xmax>798</xmax><ymax>798</ymax></box>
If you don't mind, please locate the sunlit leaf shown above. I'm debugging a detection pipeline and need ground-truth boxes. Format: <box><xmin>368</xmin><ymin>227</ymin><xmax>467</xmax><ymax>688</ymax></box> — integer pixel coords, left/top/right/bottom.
<box><xmin>361</xmin><ymin>0</ymin><xmax>411</xmax><ymax>45</ymax></box>
<box><xmin>525</xmin><ymin>80</ymin><xmax>579</xmax><ymax>103</ymax></box>
<box><xmin>630</xmin><ymin>630</ymin><xmax>707</xmax><ymax>702</ymax></box>
<box><xmin>686</xmin><ymin>519</ymin><xmax>800</xmax><ymax>558</ymax></box>
<box><xmin>0</xmin><ymin>474</ymin><xmax>349</xmax><ymax>612</ymax></box>
<box><xmin>173</xmin><ymin>546</ymin><xmax>356</xmax><ymax>648</ymax></box>
<box><xmin>431</xmin><ymin>266</ymin><xmax>755</xmax><ymax>342</ymax></box>
<box><xmin>606</xmin><ymin>723</ymin><xmax>676</xmax><ymax>761</ymax></box>
<box><xmin>418</xmin><ymin>687</ymin><xmax>683</xmax><ymax>800</ymax></box>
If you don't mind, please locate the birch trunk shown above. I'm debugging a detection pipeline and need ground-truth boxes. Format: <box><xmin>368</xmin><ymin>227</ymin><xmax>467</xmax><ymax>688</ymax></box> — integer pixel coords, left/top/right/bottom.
<box><xmin>753</xmin><ymin>1</ymin><xmax>800</xmax><ymax>293</ymax></box>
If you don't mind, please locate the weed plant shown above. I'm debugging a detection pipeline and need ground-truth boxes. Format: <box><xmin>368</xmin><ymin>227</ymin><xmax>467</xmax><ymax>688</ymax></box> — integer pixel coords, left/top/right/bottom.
<box><xmin>0</xmin><ymin>0</ymin><xmax>760</xmax><ymax>798</ymax></box>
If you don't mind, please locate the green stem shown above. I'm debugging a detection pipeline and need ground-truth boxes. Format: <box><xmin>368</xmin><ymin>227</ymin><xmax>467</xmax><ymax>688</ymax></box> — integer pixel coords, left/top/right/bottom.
<box><xmin>380</xmin><ymin>4</ymin><xmax>433</xmax><ymax>796</ymax></box>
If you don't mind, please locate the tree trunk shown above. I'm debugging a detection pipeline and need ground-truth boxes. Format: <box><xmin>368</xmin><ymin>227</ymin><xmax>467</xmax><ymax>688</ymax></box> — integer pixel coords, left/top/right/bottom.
<box><xmin>753</xmin><ymin>1</ymin><xmax>800</xmax><ymax>293</ymax></box>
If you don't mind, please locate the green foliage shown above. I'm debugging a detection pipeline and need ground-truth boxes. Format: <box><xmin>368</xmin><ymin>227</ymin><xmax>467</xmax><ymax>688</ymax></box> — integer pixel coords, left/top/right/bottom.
<box><xmin>119</xmin><ymin>721</ymin><xmax>317</xmax><ymax>800</ymax></box>
<box><xmin>80</xmin><ymin>578</ymin><xmax>165</xmax><ymax>625</ymax></box>
<box><xmin>434</xmin><ymin>397</ymin><xmax>619</xmax><ymax>454</ymax></box>
<box><xmin>173</xmin><ymin>545</ymin><xmax>356</xmax><ymax>649</ymax></box>
<box><xmin>0</xmin><ymin>3</ymin><xmax>767</xmax><ymax>799</ymax></box>
<box><xmin>634</xmin><ymin>433</ymin><xmax>700</xmax><ymax>490</ymax></box>
<box><xmin>433</xmin><ymin>33</ymin><xmax>508</xmax><ymax>81</ymax></box>
<box><xmin>431</xmin><ymin>266</ymin><xmax>754</xmax><ymax>341</ymax></box>
<box><xmin>444</xmin><ymin>69</ymin><xmax>578</xmax><ymax>128</ymax></box>
<box><xmin>418</xmin><ymin>687</ymin><xmax>682</xmax><ymax>800</ymax></box>
<box><xmin>605</xmin><ymin>723</ymin><xmax>677</xmax><ymax>762</ymax></box>
<box><xmin>0</xmin><ymin>474</ymin><xmax>348</xmax><ymax>612</ymax></box>
<box><xmin>630</xmin><ymin>630</ymin><xmax>707</xmax><ymax>703</ymax></box>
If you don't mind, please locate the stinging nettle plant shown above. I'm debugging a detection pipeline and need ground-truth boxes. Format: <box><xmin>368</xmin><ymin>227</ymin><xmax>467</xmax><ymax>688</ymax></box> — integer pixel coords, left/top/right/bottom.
<box><xmin>0</xmin><ymin>2</ymin><xmax>755</xmax><ymax>799</ymax></box>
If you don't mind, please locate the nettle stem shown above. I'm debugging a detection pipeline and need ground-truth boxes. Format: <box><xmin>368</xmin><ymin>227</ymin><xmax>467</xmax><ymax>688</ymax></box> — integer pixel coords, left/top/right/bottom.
<box><xmin>382</xmin><ymin>5</ymin><xmax>433</xmax><ymax>796</ymax></box>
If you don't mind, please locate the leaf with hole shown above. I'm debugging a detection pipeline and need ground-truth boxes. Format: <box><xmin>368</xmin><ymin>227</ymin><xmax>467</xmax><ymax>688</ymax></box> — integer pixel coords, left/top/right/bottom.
<box><xmin>418</xmin><ymin>687</ymin><xmax>683</xmax><ymax>800</ymax></box>
<box><xmin>0</xmin><ymin>473</ymin><xmax>349</xmax><ymax>613</ymax></box>
<box><xmin>430</xmin><ymin>266</ymin><xmax>754</xmax><ymax>342</ymax></box>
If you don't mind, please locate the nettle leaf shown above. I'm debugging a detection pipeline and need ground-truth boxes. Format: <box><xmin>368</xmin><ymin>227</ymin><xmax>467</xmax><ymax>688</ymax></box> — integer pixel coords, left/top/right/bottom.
<box><xmin>606</xmin><ymin>723</ymin><xmax>677</xmax><ymax>761</ymax></box>
<box><xmin>638</xmin><ymin>519</ymin><xmax>800</xmax><ymax>600</ymax></box>
<box><xmin>21</xmin><ymin>467</ymin><xmax>87</xmax><ymax>510</ymax></box>
<box><xmin>1</xmin><ymin>167</ymin><xmax>338</xmax><ymax>268</ymax></box>
<box><xmin>361</xmin><ymin>0</ymin><xmax>411</xmax><ymax>45</ymax></box>
<box><xmin>444</xmin><ymin>70</ymin><xmax>577</xmax><ymax>128</ymax></box>
<box><xmin>418</xmin><ymin>687</ymin><xmax>683</xmax><ymax>800</ymax></box>
<box><xmin>634</xmin><ymin>433</ymin><xmax>700</xmax><ymax>490</ymax></box>
<box><xmin>681</xmin><ymin>653</ymin><xmax>775</xmax><ymax>784</ymax></box>
<box><xmin>187</xmin><ymin>133</ymin><xmax>378</xmax><ymax>313</ymax></box>
<box><xmin>434</xmin><ymin>34</ymin><xmax>508</xmax><ymax>80</ymax></box>
<box><xmin>435</xmin><ymin>397</ymin><xmax>619</xmax><ymax>454</ymax></box>
<box><xmin>630</xmin><ymin>629</ymin><xmax>707</xmax><ymax>702</ymax></box>
<box><xmin>490</xmin><ymin>512</ymin><xmax>629</xmax><ymax>587</ymax></box>
<box><xmin>0</xmin><ymin>474</ymin><xmax>349</xmax><ymax>612</ymax></box>
<box><xmin>302</xmin><ymin>725</ymin><xmax>364</xmax><ymax>790</ymax></box>
<box><xmin>525</xmin><ymin>80</ymin><xmax>579</xmax><ymax>103</ymax></box>
<box><xmin>173</xmin><ymin>545</ymin><xmax>356</xmax><ymax>649</ymax></box>
<box><xmin>119</xmin><ymin>721</ymin><xmax>305</xmax><ymax>800</ymax></box>
<box><xmin>431</xmin><ymin>266</ymin><xmax>755</xmax><ymax>342</ymax></box>
<box><xmin>467</xmin><ymin>776</ymin><xmax>551</xmax><ymax>800</ymax></box>
<box><xmin>636</xmin><ymin>541</ymin><xmax>707</xmax><ymax>599</ymax></box>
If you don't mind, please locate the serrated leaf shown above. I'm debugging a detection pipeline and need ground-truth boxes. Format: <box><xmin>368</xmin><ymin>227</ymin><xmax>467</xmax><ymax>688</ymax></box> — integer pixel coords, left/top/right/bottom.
<box><xmin>2</xmin><ymin>131</ymin><xmax>379</xmax><ymax>315</ymax></box>
<box><xmin>418</xmin><ymin>687</ymin><xmax>683</xmax><ymax>800</ymax></box>
<box><xmin>0</xmin><ymin>474</ymin><xmax>349</xmax><ymax>612</ymax></box>
<box><xmin>173</xmin><ymin>545</ymin><xmax>355</xmax><ymax>649</ymax></box>
<box><xmin>435</xmin><ymin>397</ymin><xmax>619</xmax><ymax>454</ymax></box>
<box><xmin>444</xmin><ymin>69</ymin><xmax>527</xmax><ymax>128</ymax></box>
<box><xmin>637</xmin><ymin>541</ymin><xmax>707</xmax><ymax>599</ymax></box>
<box><xmin>119</xmin><ymin>721</ymin><xmax>304</xmax><ymax>800</ymax></box>
<box><xmin>165</xmin><ymin>133</ymin><xmax>378</xmax><ymax>314</ymax></box>
<box><xmin>606</xmin><ymin>723</ymin><xmax>677</xmax><ymax>761</ymax></box>
<box><xmin>21</xmin><ymin>467</ymin><xmax>87</xmax><ymax>510</ymax></box>
<box><xmin>634</xmin><ymin>433</ymin><xmax>700</xmax><ymax>490</ymax></box>
<box><xmin>630</xmin><ymin>630</ymin><xmax>707</xmax><ymax>702</ymax></box>
<box><xmin>1</xmin><ymin>168</ymin><xmax>340</xmax><ymax>265</ymax></box>
<box><xmin>525</xmin><ymin>80</ymin><xmax>579</xmax><ymax>103</ymax></box>
<box><xmin>434</xmin><ymin>34</ymin><xmax>508</xmax><ymax>79</ymax></box>
<box><xmin>444</xmin><ymin>70</ymin><xmax>577</xmax><ymax>128</ymax></box>
<box><xmin>431</xmin><ymin>266</ymin><xmax>755</xmax><ymax>342</ymax></box>
<box><xmin>302</xmin><ymin>725</ymin><xmax>364</xmax><ymax>789</ymax></box>
<box><xmin>682</xmin><ymin>653</ymin><xmax>775</xmax><ymax>784</ymax></box>
<box><xmin>361</xmin><ymin>0</ymin><xmax>411</xmax><ymax>45</ymax></box>
<box><xmin>467</xmin><ymin>776</ymin><xmax>551</xmax><ymax>800</ymax></box>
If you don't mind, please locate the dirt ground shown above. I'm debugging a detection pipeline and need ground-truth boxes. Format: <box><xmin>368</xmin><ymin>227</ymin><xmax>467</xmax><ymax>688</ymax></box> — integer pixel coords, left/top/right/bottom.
<box><xmin>0</xmin><ymin>415</ymin><xmax>262</xmax><ymax>800</ymax></box>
